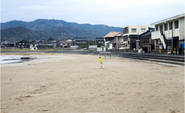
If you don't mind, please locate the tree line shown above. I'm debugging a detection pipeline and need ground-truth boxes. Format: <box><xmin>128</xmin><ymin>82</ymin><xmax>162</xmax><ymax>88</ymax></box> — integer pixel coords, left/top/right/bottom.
<box><xmin>80</xmin><ymin>40</ymin><xmax>104</xmax><ymax>48</ymax></box>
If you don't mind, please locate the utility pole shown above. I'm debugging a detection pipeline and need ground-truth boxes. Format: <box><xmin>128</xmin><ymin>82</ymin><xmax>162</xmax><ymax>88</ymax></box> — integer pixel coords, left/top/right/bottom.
<box><xmin>61</xmin><ymin>32</ymin><xmax>63</xmax><ymax>49</ymax></box>
<box><xmin>172</xmin><ymin>23</ymin><xmax>173</xmax><ymax>54</ymax></box>
<box><xmin>136</xmin><ymin>32</ymin><xmax>139</xmax><ymax>50</ymax></box>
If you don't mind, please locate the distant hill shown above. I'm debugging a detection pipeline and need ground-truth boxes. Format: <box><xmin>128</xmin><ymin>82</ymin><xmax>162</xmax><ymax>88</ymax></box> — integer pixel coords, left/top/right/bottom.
<box><xmin>1</xmin><ymin>26</ymin><xmax>105</xmax><ymax>41</ymax></box>
<box><xmin>1</xmin><ymin>19</ymin><xmax>123</xmax><ymax>34</ymax></box>
<box><xmin>1</xmin><ymin>26</ymin><xmax>50</xmax><ymax>41</ymax></box>
<box><xmin>1</xmin><ymin>19</ymin><xmax>124</xmax><ymax>41</ymax></box>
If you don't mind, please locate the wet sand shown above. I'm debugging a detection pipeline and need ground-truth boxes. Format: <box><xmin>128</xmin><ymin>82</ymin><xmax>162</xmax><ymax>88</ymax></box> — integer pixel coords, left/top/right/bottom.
<box><xmin>1</xmin><ymin>53</ymin><xmax>184</xmax><ymax>113</ymax></box>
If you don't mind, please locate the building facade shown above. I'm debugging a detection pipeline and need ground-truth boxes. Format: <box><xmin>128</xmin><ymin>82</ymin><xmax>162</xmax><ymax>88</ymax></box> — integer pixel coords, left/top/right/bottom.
<box><xmin>16</xmin><ymin>40</ymin><xmax>30</xmax><ymax>48</ymax></box>
<box><xmin>73</xmin><ymin>37</ymin><xmax>88</xmax><ymax>46</ymax></box>
<box><xmin>151</xmin><ymin>13</ymin><xmax>185</xmax><ymax>54</ymax></box>
<box><xmin>114</xmin><ymin>33</ymin><xmax>124</xmax><ymax>50</ymax></box>
<box><xmin>94</xmin><ymin>37</ymin><xmax>104</xmax><ymax>44</ymax></box>
<box><xmin>104</xmin><ymin>32</ymin><xmax>122</xmax><ymax>50</ymax></box>
<box><xmin>140</xmin><ymin>30</ymin><xmax>155</xmax><ymax>53</ymax></box>
<box><xmin>123</xmin><ymin>25</ymin><xmax>149</xmax><ymax>50</ymax></box>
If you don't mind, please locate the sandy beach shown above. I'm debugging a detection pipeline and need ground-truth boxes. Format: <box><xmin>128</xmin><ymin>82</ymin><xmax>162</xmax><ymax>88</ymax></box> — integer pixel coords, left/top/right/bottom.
<box><xmin>1</xmin><ymin>52</ymin><xmax>184</xmax><ymax>113</ymax></box>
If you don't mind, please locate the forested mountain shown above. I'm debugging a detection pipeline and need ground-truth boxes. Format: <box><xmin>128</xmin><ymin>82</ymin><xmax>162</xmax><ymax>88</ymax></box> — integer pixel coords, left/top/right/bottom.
<box><xmin>1</xmin><ymin>26</ymin><xmax>51</xmax><ymax>41</ymax></box>
<box><xmin>1</xmin><ymin>26</ymin><xmax>105</xmax><ymax>41</ymax></box>
<box><xmin>1</xmin><ymin>19</ymin><xmax>123</xmax><ymax>34</ymax></box>
<box><xmin>1</xmin><ymin>19</ymin><xmax>124</xmax><ymax>41</ymax></box>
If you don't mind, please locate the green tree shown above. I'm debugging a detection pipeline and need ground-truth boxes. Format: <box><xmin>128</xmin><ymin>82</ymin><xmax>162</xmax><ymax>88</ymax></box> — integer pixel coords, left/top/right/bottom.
<box><xmin>79</xmin><ymin>40</ymin><xmax>104</xmax><ymax>48</ymax></box>
<box><xmin>47</xmin><ymin>38</ymin><xmax>55</xmax><ymax>41</ymax></box>
<box><xmin>96</xmin><ymin>40</ymin><xmax>103</xmax><ymax>47</ymax></box>
<box><xmin>89</xmin><ymin>40</ymin><xmax>94</xmax><ymax>45</ymax></box>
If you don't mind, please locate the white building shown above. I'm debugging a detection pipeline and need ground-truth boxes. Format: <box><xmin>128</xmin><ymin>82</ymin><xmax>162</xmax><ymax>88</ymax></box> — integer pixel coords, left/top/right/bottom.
<box><xmin>123</xmin><ymin>25</ymin><xmax>149</xmax><ymax>50</ymax></box>
<box><xmin>30</xmin><ymin>44</ymin><xmax>38</xmax><ymax>50</ymax></box>
<box><xmin>151</xmin><ymin>13</ymin><xmax>185</xmax><ymax>53</ymax></box>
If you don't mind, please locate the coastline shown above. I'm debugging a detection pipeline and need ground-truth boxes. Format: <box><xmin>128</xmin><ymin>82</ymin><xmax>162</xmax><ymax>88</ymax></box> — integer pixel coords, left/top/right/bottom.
<box><xmin>1</xmin><ymin>52</ymin><xmax>184</xmax><ymax>113</ymax></box>
<box><xmin>0</xmin><ymin>52</ymin><xmax>68</xmax><ymax>67</ymax></box>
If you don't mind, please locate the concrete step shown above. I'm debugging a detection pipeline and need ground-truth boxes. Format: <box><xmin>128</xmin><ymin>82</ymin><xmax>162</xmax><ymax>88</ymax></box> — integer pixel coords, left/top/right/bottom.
<box><xmin>113</xmin><ymin>53</ymin><xmax>184</xmax><ymax>66</ymax></box>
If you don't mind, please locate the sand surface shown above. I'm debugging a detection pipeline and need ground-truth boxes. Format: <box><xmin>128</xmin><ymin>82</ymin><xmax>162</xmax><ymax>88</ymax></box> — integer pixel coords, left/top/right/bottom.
<box><xmin>1</xmin><ymin>53</ymin><xmax>184</xmax><ymax>113</ymax></box>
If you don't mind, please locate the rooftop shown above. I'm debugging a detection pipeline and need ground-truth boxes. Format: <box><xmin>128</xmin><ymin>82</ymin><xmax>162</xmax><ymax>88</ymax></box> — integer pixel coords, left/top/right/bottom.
<box><xmin>73</xmin><ymin>37</ymin><xmax>87</xmax><ymax>40</ymax></box>
<box><xmin>151</xmin><ymin>13</ymin><xmax>185</xmax><ymax>26</ymax></box>
<box><xmin>141</xmin><ymin>31</ymin><xmax>151</xmax><ymax>37</ymax></box>
<box><xmin>74</xmin><ymin>39</ymin><xmax>87</xmax><ymax>41</ymax></box>
<box><xmin>123</xmin><ymin>25</ymin><xmax>149</xmax><ymax>28</ymax></box>
<box><xmin>59</xmin><ymin>41</ymin><xmax>73</xmax><ymax>44</ymax></box>
<box><xmin>115</xmin><ymin>33</ymin><xmax>123</xmax><ymax>37</ymax></box>
<box><xmin>104</xmin><ymin>32</ymin><xmax>121</xmax><ymax>38</ymax></box>
<box><xmin>95</xmin><ymin>37</ymin><xmax>104</xmax><ymax>39</ymax></box>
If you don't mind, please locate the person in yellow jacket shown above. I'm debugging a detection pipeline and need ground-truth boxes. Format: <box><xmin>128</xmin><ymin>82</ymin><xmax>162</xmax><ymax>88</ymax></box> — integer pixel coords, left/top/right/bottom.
<box><xmin>98</xmin><ymin>56</ymin><xmax>103</xmax><ymax>69</ymax></box>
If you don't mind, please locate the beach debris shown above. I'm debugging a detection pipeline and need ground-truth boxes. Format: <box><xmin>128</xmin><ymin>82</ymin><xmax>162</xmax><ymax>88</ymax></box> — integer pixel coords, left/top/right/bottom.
<box><xmin>21</xmin><ymin>57</ymin><xmax>30</xmax><ymax>60</ymax></box>
<box><xmin>25</xmin><ymin>95</ymin><xmax>31</xmax><ymax>97</ymax></box>
<box><xmin>168</xmin><ymin>71</ymin><xmax>170</xmax><ymax>74</ymax></box>
<box><xmin>169</xmin><ymin>109</ymin><xmax>180</xmax><ymax>113</ymax></box>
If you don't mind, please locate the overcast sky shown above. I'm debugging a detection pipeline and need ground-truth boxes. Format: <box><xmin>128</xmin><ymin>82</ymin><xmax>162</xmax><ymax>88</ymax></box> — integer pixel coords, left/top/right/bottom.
<box><xmin>1</xmin><ymin>0</ymin><xmax>185</xmax><ymax>27</ymax></box>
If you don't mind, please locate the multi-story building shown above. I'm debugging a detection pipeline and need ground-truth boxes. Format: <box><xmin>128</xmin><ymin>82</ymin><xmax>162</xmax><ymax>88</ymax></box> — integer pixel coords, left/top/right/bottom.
<box><xmin>123</xmin><ymin>25</ymin><xmax>149</xmax><ymax>50</ymax></box>
<box><xmin>151</xmin><ymin>13</ymin><xmax>185</xmax><ymax>54</ymax></box>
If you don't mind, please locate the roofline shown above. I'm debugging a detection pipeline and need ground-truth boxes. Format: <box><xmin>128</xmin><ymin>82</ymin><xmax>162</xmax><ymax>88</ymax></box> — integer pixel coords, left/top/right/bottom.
<box><xmin>140</xmin><ymin>29</ymin><xmax>151</xmax><ymax>36</ymax></box>
<box><xmin>151</xmin><ymin>13</ymin><xmax>185</xmax><ymax>26</ymax></box>
<box><xmin>123</xmin><ymin>25</ymin><xmax>149</xmax><ymax>28</ymax></box>
<box><xmin>103</xmin><ymin>31</ymin><xmax>122</xmax><ymax>38</ymax></box>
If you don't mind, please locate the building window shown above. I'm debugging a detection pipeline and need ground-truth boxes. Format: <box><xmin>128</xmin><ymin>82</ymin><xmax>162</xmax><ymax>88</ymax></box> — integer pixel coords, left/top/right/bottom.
<box><xmin>141</xmin><ymin>28</ymin><xmax>146</xmax><ymax>32</ymax></box>
<box><xmin>167</xmin><ymin>39</ymin><xmax>172</xmax><ymax>46</ymax></box>
<box><xmin>106</xmin><ymin>37</ymin><xmax>114</xmax><ymax>41</ymax></box>
<box><xmin>169</xmin><ymin>22</ymin><xmax>173</xmax><ymax>30</ymax></box>
<box><xmin>124</xmin><ymin>27</ymin><xmax>129</xmax><ymax>34</ymax></box>
<box><xmin>142</xmin><ymin>37</ymin><xmax>149</xmax><ymax>43</ymax></box>
<box><xmin>120</xmin><ymin>38</ymin><xmax>123</xmax><ymax>42</ymax></box>
<box><xmin>132</xmin><ymin>28</ymin><xmax>137</xmax><ymax>33</ymax></box>
<box><xmin>175</xmin><ymin>20</ymin><xmax>179</xmax><ymax>29</ymax></box>
<box><xmin>164</xmin><ymin>23</ymin><xmax>168</xmax><ymax>31</ymax></box>
<box><xmin>160</xmin><ymin>25</ymin><xmax>163</xmax><ymax>34</ymax></box>
<box><xmin>156</xmin><ymin>39</ymin><xmax>161</xmax><ymax>44</ymax></box>
<box><xmin>156</xmin><ymin>25</ymin><xmax>158</xmax><ymax>31</ymax></box>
